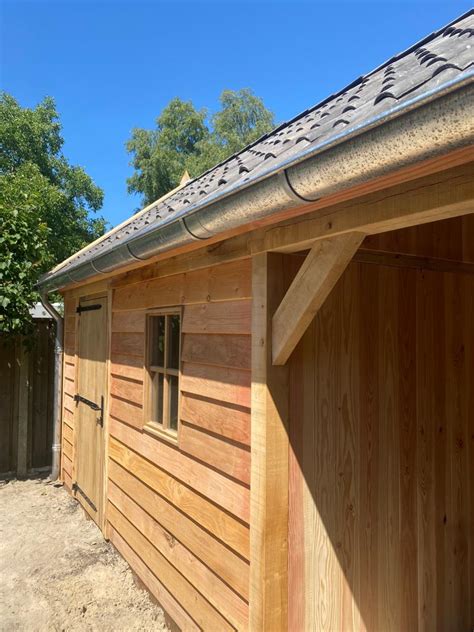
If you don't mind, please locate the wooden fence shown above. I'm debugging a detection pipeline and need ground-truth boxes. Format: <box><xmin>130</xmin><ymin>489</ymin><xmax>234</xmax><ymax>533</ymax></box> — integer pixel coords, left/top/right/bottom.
<box><xmin>0</xmin><ymin>320</ymin><xmax>55</xmax><ymax>475</ymax></box>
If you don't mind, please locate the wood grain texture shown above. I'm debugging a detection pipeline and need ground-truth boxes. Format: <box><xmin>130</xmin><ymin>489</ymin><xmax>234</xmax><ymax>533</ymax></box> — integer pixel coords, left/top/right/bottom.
<box><xmin>61</xmin><ymin>294</ymin><xmax>77</xmax><ymax>485</ymax></box>
<box><xmin>181</xmin><ymin>333</ymin><xmax>251</xmax><ymax>369</ymax></box>
<box><xmin>110</xmin><ymin>353</ymin><xmax>144</xmax><ymax>382</ymax></box>
<box><xmin>110</xmin><ymin>376</ymin><xmax>143</xmax><ymax>406</ymax></box>
<box><xmin>101</xmin><ymin>260</ymin><xmax>253</xmax><ymax>629</ymax></box>
<box><xmin>111</xmin><ymin>311</ymin><xmax>146</xmax><ymax>333</ymax></box>
<box><xmin>62</xmin><ymin>453</ymin><xmax>72</xmax><ymax>477</ymax></box>
<box><xmin>110</xmin><ymin>332</ymin><xmax>144</xmax><ymax>357</ymax></box>
<box><xmin>109</xmin><ymin>527</ymin><xmax>200</xmax><ymax>632</ymax></box>
<box><xmin>109</xmin><ymin>460</ymin><xmax>249</xmax><ymax>598</ymax></box>
<box><xmin>362</xmin><ymin>215</ymin><xmax>474</xmax><ymax>263</ymax></box>
<box><xmin>182</xmin><ymin>300</ymin><xmax>251</xmax><ymax>335</ymax></box>
<box><xmin>108</xmin><ymin>503</ymin><xmax>234</xmax><ymax>631</ymax></box>
<box><xmin>249</xmin><ymin>253</ymin><xmax>291</xmax><ymax>632</ymax></box>
<box><xmin>108</xmin><ymin>432</ymin><xmax>249</xmax><ymax>557</ymax></box>
<box><xmin>62</xmin><ymin>438</ymin><xmax>73</xmax><ymax>461</ymax></box>
<box><xmin>113</xmin><ymin>259</ymin><xmax>251</xmax><ymax>311</ymax></box>
<box><xmin>180</xmin><ymin>422</ymin><xmax>250</xmax><ymax>484</ymax></box>
<box><xmin>288</xmin><ymin>260</ymin><xmax>474</xmax><ymax>631</ymax></box>
<box><xmin>110</xmin><ymin>397</ymin><xmax>143</xmax><ymax>429</ymax></box>
<box><xmin>180</xmin><ymin>394</ymin><xmax>250</xmax><ymax>445</ymax></box>
<box><xmin>181</xmin><ymin>361</ymin><xmax>251</xmax><ymax>407</ymax></box>
<box><xmin>272</xmin><ymin>232</ymin><xmax>364</xmax><ymax>365</ymax></box>
<box><xmin>109</xmin><ymin>481</ymin><xmax>248</xmax><ymax>629</ymax></box>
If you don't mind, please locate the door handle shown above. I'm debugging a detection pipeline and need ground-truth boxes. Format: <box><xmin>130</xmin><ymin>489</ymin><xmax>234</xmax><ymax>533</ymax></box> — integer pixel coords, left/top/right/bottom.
<box><xmin>74</xmin><ymin>393</ymin><xmax>104</xmax><ymax>426</ymax></box>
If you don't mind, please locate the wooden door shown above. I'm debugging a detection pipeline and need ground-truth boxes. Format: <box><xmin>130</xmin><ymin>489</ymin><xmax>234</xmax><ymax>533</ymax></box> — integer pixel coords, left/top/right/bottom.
<box><xmin>74</xmin><ymin>295</ymin><xmax>108</xmax><ymax>527</ymax></box>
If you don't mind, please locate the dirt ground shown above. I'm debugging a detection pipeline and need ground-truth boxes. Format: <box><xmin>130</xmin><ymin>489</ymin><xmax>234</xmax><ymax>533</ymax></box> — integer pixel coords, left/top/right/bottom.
<box><xmin>0</xmin><ymin>477</ymin><xmax>169</xmax><ymax>631</ymax></box>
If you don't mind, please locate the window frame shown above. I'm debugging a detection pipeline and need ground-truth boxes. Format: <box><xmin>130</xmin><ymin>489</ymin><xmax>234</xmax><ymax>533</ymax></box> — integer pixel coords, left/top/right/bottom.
<box><xmin>144</xmin><ymin>307</ymin><xmax>182</xmax><ymax>443</ymax></box>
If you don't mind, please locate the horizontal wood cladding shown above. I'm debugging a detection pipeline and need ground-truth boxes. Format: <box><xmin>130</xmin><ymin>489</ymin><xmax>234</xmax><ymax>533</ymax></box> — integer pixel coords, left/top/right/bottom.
<box><xmin>180</xmin><ymin>394</ymin><xmax>250</xmax><ymax>445</ymax></box>
<box><xmin>107</xmin><ymin>503</ymin><xmax>235</xmax><ymax>631</ymax></box>
<box><xmin>63</xmin><ymin>468</ymin><xmax>72</xmax><ymax>490</ymax></box>
<box><xmin>109</xmin><ymin>423</ymin><xmax>250</xmax><ymax>532</ymax></box>
<box><xmin>109</xmin><ymin>527</ymin><xmax>200</xmax><ymax>632</ymax></box>
<box><xmin>288</xmin><ymin>262</ymin><xmax>474</xmax><ymax>631</ymax></box>
<box><xmin>181</xmin><ymin>333</ymin><xmax>251</xmax><ymax>369</ymax></box>
<box><xmin>182</xmin><ymin>300</ymin><xmax>251</xmax><ymax>335</ymax></box>
<box><xmin>110</xmin><ymin>375</ymin><xmax>143</xmax><ymax>407</ymax></box>
<box><xmin>111</xmin><ymin>332</ymin><xmax>144</xmax><ymax>357</ymax></box>
<box><xmin>110</xmin><ymin>354</ymin><xmax>144</xmax><ymax>382</ymax></box>
<box><xmin>109</xmin><ymin>460</ymin><xmax>249</xmax><ymax>597</ymax></box>
<box><xmin>62</xmin><ymin>453</ymin><xmax>72</xmax><ymax>477</ymax></box>
<box><xmin>62</xmin><ymin>423</ymin><xmax>73</xmax><ymax>445</ymax></box>
<box><xmin>64</xmin><ymin>331</ymin><xmax>75</xmax><ymax>355</ymax></box>
<box><xmin>180</xmin><ymin>422</ymin><xmax>250</xmax><ymax>485</ymax></box>
<box><xmin>104</xmin><ymin>259</ymin><xmax>253</xmax><ymax>629</ymax></box>
<box><xmin>109</xmin><ymin>482</ymin><xmax>248</xmax><ymax>629</ymax></box>
<box><xmin>64</xmin><ymin>362</ymin><xmax>75</xmax><ymax>381</ymax></box>
<box><xmin>64</xmin><ymin>378</ymin><xmax>75</xmax><ymax>398</ymax></box>
<box><xmin>110</xmin><ymin>397</ymin><xmax>143</xmax><ymax>429</ymax></box>
<box><xmin>111</xmin><ymin>311</ymin><xmax>146</xmax><ymax>333</ymax></box>
<box><xmin>113</xmin><ymin>258</ymin><xmax>251</xmax><ymax>311</ymax></box>
<box><xmin>181</xmin><ymin>361</ymin><xmax>251</xmax><ymax>408</ymax></box>
<box><xmin>62</xmin><ymin>438</ymin><xmax>73</xmax><ymax>461</ymax></box>
<box><xmin>63</xmin><ymin>407</ymin><xmax>74</xmax><ymax>426</ymax></box>
<box><xmin>61</xmin><ymin>295</ymin><xmax>77</xmax><ymax>485</ymax></box>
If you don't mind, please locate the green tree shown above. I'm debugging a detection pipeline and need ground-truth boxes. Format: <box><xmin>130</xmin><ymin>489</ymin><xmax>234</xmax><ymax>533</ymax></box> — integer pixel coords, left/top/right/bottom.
<box><xmin>126</xmin><ymin>98</ymin><xmax>209</xmax><ymax>206</ymax></box>
<box><xmin>0</xmin><ymin>93</ymin><xmax>106</xmax><ymax>336</ymax></box>
<box><xmin>127</xmin><ymin>89</ymin><xmax>275</xmax><ymax>205</ymax></box>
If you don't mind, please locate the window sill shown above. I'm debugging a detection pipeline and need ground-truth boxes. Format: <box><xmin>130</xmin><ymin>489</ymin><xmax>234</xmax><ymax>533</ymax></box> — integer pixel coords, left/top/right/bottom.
<box><xmin>143</xmin><ymin>421</ymin><xmax>179</xmax><ymax>446</ymax></box>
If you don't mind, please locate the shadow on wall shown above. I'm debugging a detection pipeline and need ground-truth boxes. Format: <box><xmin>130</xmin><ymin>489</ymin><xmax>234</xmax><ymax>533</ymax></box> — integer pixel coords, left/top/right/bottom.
<box><xmin>287</xmin><ymin>261</ymin><xmax>473</xmax><ymax>631</ymax></box>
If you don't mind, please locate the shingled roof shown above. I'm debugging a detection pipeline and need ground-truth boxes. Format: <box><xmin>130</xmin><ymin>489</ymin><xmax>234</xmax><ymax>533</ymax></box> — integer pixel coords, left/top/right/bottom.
<box><xmin>44</xmin><ymin>10</ymin><xmax>474</xmax><ymax>282</ymax></box>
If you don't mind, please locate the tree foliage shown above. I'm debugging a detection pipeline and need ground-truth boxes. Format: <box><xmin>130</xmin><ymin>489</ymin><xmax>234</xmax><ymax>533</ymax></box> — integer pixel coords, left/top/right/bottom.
<box><xmin>127</xmin><ymin>88</ymin><xmax>275</xmax><ymax>205</ymax></box>
<box><xmin>0</xmin><ymin>93</ymin><xmax>106</xmax><ymax>336</ymax></box>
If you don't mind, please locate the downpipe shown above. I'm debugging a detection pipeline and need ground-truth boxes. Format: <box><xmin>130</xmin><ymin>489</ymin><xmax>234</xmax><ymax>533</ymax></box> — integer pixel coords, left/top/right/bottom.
<box><xmin>39</xmin><ymin>290</ymin><xmax>63</xmax><ymax>481</ymax></box>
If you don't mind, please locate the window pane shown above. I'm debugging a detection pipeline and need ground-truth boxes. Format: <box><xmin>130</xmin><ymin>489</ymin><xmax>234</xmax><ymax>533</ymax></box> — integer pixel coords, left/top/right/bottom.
<box><xmin>168</xmin><ymin>375</ymin><xmax>179</xmax><ymax>431</ymax></box>
<box><xmin>167</xmin><ymin>315</ymin><xmax>180</xmax><ymax>370</ymax></box>
<box><xmin>152</xmin><ymin>372</ymin><xmax>164</xmax><ymax>424</ymax></box>
<box><xmin>150</xmin><ymin>316</ymin><xmax>165</xmax><ymax>367</ymax></box>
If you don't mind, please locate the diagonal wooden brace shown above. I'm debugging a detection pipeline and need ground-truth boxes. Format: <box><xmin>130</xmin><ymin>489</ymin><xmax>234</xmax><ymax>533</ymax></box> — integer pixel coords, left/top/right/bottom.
<box><xmin>272</xmin><ymin>232</ymin><xmax>365</xmax><ymax>365</ymax></box>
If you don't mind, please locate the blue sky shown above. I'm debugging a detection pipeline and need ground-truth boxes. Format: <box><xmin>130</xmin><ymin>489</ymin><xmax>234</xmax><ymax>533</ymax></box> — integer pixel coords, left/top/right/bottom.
<box><xmin>1</xmin><ymin>0</ymin><xmax>471</xmax><ymax>228</ymax></box>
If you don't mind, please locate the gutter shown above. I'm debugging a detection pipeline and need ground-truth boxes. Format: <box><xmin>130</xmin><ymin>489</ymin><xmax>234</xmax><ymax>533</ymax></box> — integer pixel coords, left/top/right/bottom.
<box><xmin>38</xmin><ymin>290</ymin><xmax>63</xmax><ymax>481</ymax></box>
<box><xmin>38</xmin><ymin>75</ymin><xmax>474</xmax><ymax>294</ymax></box>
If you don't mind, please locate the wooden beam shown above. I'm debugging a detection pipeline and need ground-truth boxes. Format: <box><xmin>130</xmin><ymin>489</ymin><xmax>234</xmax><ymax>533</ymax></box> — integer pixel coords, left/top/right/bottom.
<box><xmin>250</xmin><ymin>253</ymin><xmax>293</xmax><ymax>632</ymax></box>
<box><xmin>354</xmin><ymin>249</ymin><xmax>474</xmax><ymax>275</ymax></box>
<box><xmin>272</xmin><ymin>232</ymin><xmax>364</xmax><ymax>366</ymax></box>
<box><xmin>253</xmin><ymin>162</ymin><xmax>474</xmax><ymax>254</ymax></box>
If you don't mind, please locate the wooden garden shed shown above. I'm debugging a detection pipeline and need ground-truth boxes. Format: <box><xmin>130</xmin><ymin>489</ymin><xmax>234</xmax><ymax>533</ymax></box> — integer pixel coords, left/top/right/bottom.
<box><xmin>38</xmin><ymin>12</ymin><xmax>474</xmax><ymax>631</ymax></box>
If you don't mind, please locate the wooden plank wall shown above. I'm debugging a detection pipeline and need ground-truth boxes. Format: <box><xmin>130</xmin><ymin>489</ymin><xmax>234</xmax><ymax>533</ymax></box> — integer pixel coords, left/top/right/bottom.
<box><xmin>362</xmin><ymin>214</ymin><xmax>474</xmax><ymax>262</ymax></box>
<box><xmin>61</xmin><ymin>297</ymin><xmax>77</xmax><ymax>489</ymax></box>
<box><xmin>0</xmin><ymin>323</ymin><xmax>55</xmax><ymax>474</ymax></box>
<box><xmin>0</xmin><ymin>338</ymin><xmax>18</xmax><ymax>473</ymax></box>
<box><xmin>28</xmin><ymin>321</ymin><xmax>55</xmax><ymax>468</ymax></box>
<box><xmin>106</xmin><ymin>258</ymin><xmax>252</xmax><ymax>630</ymax></box>
<box><xmin>288</xmin><ymin>259</ymin><xmax>474</xmax><ymax>631</ymax></box>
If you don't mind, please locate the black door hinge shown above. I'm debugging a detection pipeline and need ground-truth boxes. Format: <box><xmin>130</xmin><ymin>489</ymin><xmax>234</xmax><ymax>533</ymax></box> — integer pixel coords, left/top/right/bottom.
<box><xmin>74</xmin><ymin>393</ymin><xmax>104</xmax><ymax>426</ymax></box>
<box><xmin>72</xmin><ymin>482</ymin><xmax>97</xmax><ymax>512</ymax></box>
<box><xmin>76</xmin><ymin>303</ymin><xmax>102</xmax><ymax>314</ymax></box>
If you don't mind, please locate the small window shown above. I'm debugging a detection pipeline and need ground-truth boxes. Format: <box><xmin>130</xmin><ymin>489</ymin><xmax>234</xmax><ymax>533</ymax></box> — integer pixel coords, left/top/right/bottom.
<box><xmin>146</xmin><ymin>310</ymin><xmax>181</xmax><ymax>439</ymax></box>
